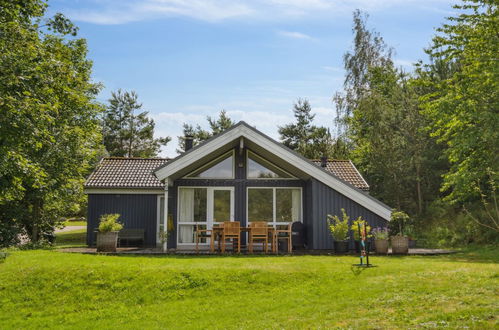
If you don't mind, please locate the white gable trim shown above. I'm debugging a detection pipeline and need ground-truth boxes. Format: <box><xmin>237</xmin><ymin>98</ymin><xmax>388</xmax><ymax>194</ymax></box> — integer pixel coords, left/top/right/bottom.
<box><xmin>155</xmin><ymin>124</ymin><xmax>391</xmax><ymax>220</ymax></box>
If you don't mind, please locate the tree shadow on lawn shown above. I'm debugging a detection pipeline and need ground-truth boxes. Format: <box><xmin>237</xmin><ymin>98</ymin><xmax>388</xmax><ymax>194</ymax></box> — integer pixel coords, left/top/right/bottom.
<box><xmin>437</xmin><ymin>246</ymin><xmax>499</xmax><ymax>264</ymax></box>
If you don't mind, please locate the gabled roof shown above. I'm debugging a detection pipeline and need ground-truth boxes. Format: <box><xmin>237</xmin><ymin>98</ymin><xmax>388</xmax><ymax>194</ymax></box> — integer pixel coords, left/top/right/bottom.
<box><xmin>154</xmin><ymin>121</ymin><xmax>391</xmax><ymax>220</ymax></box>
<box><xmin>85</xmin><ymin>157</ymin><xmax>168</xmax><ymax>189</ymax></box>
<box><xmin>84</xmin><ymin>157</ymin><xmax>370</xmax><ymax>191</ymax></box>
<box><xmin>311</xmin><ymin>160</ymin><xmax>369</xmax><ymax>191</ymax></box>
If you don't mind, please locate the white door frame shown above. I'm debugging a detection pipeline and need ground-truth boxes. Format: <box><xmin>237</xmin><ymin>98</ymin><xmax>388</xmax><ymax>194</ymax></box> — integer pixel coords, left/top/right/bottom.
<box><xmin>177</xmin><ymin>186</ymin><xmax>234</xmax><ymax>247</ymax></box>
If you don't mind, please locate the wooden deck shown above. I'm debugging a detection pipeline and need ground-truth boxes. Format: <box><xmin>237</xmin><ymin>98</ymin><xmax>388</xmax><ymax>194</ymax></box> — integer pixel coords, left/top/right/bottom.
<box><xmin>58</xmin><ymin>247</ymin><xmax>456</xmax><ymax>256</ymax></box>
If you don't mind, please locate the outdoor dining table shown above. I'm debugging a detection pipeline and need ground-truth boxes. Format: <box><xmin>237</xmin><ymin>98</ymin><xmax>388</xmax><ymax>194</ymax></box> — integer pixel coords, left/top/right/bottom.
<box><xmin>209</xmin><ymin>225</ymin><xmax>275</xmax><ymax>253</ymax></box>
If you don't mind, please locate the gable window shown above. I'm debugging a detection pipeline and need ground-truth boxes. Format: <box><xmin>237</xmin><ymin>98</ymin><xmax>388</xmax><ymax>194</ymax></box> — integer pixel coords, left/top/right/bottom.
<box><xmin>247</xmin><ymin>187</ymin><xmax>302</xmax><ymax>228</ymax></box>
<box><xmin>246</xmin><ymin>151</ymin><xmax>293</xmax><ymax>179</ymax></box>
<box><xmin>186</xmin><ymin>151</ymin><xmax>234</xmax><ymax>179</ymax></box>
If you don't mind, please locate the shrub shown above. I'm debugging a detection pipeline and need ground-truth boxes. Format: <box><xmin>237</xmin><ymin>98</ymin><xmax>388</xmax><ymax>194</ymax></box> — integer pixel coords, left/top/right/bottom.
<box><xmin>327</xmin><ymin>208</ymin><xmax>350</xmax><ymax>241</ymax></box>
<box><xmin>350</xmin><ymin>217</ymin><xmax>372</xmax><ymax>240</ymax></box>
<box><xmin>372</xmin><ymin>227</ymin><xmax>389</xmax><ymax>240</ymax></box>
<box><xmin>98</xmin><ymin>214</ymin><xmax>123</xmax><ymax>233</ymax></box>
<box><xmin>390</xmin><ymin>211</ymin><xmax>410</xmax><ymax>237</ymax></box>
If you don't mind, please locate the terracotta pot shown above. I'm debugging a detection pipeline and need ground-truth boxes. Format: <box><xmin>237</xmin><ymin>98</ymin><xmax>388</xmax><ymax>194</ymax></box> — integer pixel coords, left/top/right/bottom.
<box><xmin>334</xmin><ymin>240</ymin><xmax>349</xmax><ymax>253</ymax></box>
<box><xmin>391</xmin><ymin>236</ymin><xmax>409</xmax><ymax>254</ymax></box>
<box><xmin>96</xmin><ymin>231</ymin><xmax>119</xmax><ymax>252</ymax></box>
<box><xmin>374</xmin><ymin>239</ymin><xmax>389</xmax><ymax>254</ymax></box>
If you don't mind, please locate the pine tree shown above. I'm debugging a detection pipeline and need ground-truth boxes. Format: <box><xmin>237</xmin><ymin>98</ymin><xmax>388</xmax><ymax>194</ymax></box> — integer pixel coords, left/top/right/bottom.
<box><xmin>177</xmin><ymin>110</ymin><xmax>235</xmax><ymax>152</ymax></box>
<box><xmin>278</xmin><ymin>99</ymin><xmax>336</xmax><ymax>159</ymax></box>
<box><xmin>102</xmin><ymin>90</ymin><xmax>170</xmax><ymax>157</ymax></box>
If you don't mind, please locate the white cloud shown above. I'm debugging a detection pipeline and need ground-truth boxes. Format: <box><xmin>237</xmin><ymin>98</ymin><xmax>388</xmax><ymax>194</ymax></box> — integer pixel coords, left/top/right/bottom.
<box><xmin>394</xmin><ymin>59</ymin><xmax>415</xmax><ymax>68</ymax></box>
<box><xmin>63</xmin><ymin>0</ymin><xmax>455</xmax><ymax>25</ymax></box>
<box><xmin>277</xmin><ymin>30</ymin><xmax>314</xmax><ymax>40</ymax></box>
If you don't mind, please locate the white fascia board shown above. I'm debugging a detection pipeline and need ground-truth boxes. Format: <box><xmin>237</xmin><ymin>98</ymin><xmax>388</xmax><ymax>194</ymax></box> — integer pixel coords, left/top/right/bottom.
<box><xmin>154</xmin><ymin>127</ymin><xmax>243</xmax><ymax>179</ymax></box>
<box><xmin>239</xmin><ymin>126</ymin><xmax>391</xmax><ymax>220</ymax></box>
<box><xmin>154</xmin><ymin>124</ymin><xmax>391</xmax><ymax>220</ymax></box>
<box><xmin>84</xmin><ymin>188</ymin><xmax>164</xmax><ymax>194</ymax></box>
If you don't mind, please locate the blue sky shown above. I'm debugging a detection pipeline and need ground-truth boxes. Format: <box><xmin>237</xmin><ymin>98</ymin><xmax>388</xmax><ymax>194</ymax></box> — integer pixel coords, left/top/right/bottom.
<box><xmin>48</xmin><ymin>0</ymin><xmax>456</xmax><ymax>157</ymax></box>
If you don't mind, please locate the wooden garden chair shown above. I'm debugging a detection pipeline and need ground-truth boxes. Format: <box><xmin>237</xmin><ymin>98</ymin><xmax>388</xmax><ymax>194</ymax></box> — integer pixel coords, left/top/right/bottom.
<box><xmin>221</xmin><ymin>221</ymin><xmax>241</xmax><ymax>253</ymax></box>
<box><xmin>274</xmin><ymin>223</ymin><xmax>292</xmax><ymax>254</ymax></box>
<box><xmin>194</xmin><ymin>225</ymin><xmax>211</xmax><ymax>253</ymax></box>
<box><xmin>248</xmin><ymin>222</ymin><xmax>268</xmax><ymax>253</ymax></box>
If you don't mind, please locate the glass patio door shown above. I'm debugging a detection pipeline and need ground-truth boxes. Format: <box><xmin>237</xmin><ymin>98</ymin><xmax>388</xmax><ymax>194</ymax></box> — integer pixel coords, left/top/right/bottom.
<box><xmin>178</xmin><ymin>187</ymin><xmax>234</xmax><ymax>245</ymax></box>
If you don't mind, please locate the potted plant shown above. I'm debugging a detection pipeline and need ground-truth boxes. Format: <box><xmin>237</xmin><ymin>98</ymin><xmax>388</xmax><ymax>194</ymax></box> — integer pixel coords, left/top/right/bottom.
<box><xmin>390</xmin><ymin>211</ymin><xmax>410</xmax><ymax>254</ymax></box>
<box><xmin>327</xmin><ymin>208</ymin><xmax>350</xmax><ymax>253</ymax></box>
<box><xmin>371</xmin><ymin>227</ymin><xmax>389</xmax><ymax>254</ymax></box>
<box><xmin>96</xmin><ymin>214</ymin><xmax>123</xmax><ymax>252</ymax></box>
<box><xmin>351</xmin><ymin>217</ymin><xmax>371</xmax><ymax>252</ymax></box>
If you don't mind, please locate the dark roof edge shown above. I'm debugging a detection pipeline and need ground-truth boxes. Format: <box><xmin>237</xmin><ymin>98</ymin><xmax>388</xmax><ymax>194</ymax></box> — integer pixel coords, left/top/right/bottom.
<box><xmin>154</xmin><ymin>121</ymin><xmax>391</xmax><ymax>213</ymax></box>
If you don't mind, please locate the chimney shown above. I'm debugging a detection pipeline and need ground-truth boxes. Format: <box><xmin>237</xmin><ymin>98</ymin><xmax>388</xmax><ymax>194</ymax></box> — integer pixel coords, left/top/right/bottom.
<box><xmin>184</xmin><ymin>135</ymin><xmax>194</xmax><ymax>151</ymax></box>
<box><xmin>320</xmin><ymin>156</ymin><xmax>328</xmax><ymax>168</ymax></box>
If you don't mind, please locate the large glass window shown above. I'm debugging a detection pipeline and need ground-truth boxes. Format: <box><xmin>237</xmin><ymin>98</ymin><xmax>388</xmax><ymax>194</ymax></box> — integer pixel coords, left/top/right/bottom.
<box><xmin>177</xmin><ymin>187</ymin><xmax>233</xmax><ymax>245</ymax></box>
<box><xmin>247</xmin><ymin>188</ymin><xmax>301</xmax><ymax>227</ymax></box>
<box><xmin>214</xmin><ymin>190</ymin><xmax>231</xmax><ymax>224</ymax></box>
<box><xmin>247</xmin><ymin>151</ymin><xmax>293</xmax><ymax>179</ymax></box>
<box><xmin>179</xmin><ymin>188</ymin><xmax>207</xmax><ymax>222</ymax></box>
<box><xmin>248</xmin><ymin>189</ymin><xmax>273</xmax><ymax>222</ymax></box>
<box><xmin>187</xmin><ymin>152</ymin><xmax>234</xmax><ymax>178</ymax></box>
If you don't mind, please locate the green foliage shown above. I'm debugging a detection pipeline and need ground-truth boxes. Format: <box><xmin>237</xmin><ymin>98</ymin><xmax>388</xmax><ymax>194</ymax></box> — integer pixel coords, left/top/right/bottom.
<box><xmin>98</xmin><ymin>214</ymin><xmax>122</xmax><ymax>233</ymax></box>
<box><xmin>350</xmin><ymin>217</ymin><xmax>372</xmax><ymax>240</ymax></box>
<box><xmin>371</xmin><ymin>227</ymin><xmax>389</xmax><ymax>240</ymax></box>
<box><xmin>0</xmin><ymin>249</ymin><xmax>498</xmax><ymax>328</ymax></box>
<box><xmin>102</xmin><ymin>89</ymin><xmax>171</xmax><ymax>157</ymax></box>
<box><xmin>327</xmin><ymin>208</ymin><xmax>350</xmax><ymax>241</ymax></box>
<box><xmin>390</xmin><ymin>211</ymin><xmax>410</xmax><ymax>237</ymax></box>
<box><xmin>421</xmin><ymin>1</ymin><xmax>498</xmax><ymax>205</ymax></box>
<box><xmin>177</xmin><ymin>110</ymin><xmax>235</xmax><ymax>152</ymax></box>
<box><xmin>279</xmin><ymin>99</ymin><xmax>338</xmax><ymax>159</ymax></box>
<box><xmin>0</xmin><ymin>0</ymin><xmax>103</xmax><ymax>245</ymax></box>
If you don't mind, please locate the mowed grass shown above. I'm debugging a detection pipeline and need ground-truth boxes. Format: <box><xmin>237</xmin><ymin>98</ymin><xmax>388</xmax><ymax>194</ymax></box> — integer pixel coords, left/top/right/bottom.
<box><xmin>54</xmin><ymin>229</ymin><xmax>86</xmax><ymax>248</ymax></box>
<box><xmin>0</xmin><ymin>246</ymin><xmax>497</xmax><ymax>329</ymax></box>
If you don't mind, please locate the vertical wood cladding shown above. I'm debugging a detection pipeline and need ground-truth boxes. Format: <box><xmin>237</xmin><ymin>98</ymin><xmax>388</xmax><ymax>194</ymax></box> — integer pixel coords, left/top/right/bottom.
<box><xmin>87</xmin><ymin>194</ymin><xmax>159</xmax><ymax>247</ymax></box>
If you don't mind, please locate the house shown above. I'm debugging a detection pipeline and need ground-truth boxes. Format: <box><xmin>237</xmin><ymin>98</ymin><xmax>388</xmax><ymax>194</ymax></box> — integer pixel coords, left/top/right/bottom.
<box><xmin>84</xmin><ymin>121</ymin><xmax>391</xmax><ymax>250</ymax></box>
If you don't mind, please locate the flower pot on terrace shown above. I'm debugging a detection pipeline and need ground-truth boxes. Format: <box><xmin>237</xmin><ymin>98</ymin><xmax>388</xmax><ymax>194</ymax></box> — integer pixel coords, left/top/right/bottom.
<box><xmin>333</xmin><ymin>240</ymin><xmax>349</xmax><ymax>253</ymax></box>
<box><xmin>96</xmin><ymin>231</ymin><xmax>119</xmax><ymax>252</ymax></box>
<box><xmin>374</xmin><ymin>239</ymin><xmax>389</xmax><ymax>254</ymax></box>
<box><xmin>390</xmin><ymin>236</ymin><xmax>409</xmax><ymax>254</ymax></box>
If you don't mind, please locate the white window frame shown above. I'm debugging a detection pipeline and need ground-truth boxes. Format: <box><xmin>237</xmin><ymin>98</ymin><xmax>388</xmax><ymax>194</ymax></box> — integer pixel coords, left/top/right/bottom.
<box><xmin>156</xmin><ymin>194</ymin><xmax>165</xmax><ymax>244</ymax></box>
<box><xmin>246</xmin><ymin>150</ymin><xmax>296</xmax><ymax>180</ymax></box>
<box><xmin>246</xmin><ymin>187</ymin><xmax>303</xmax><ymax>228</ymax></box>
<box><xmin>177</xmin><ymin>186</ymin><xmax>235</xmax><ymax>246</ymax></box>
<box><xmin>184</xmin><ymin>150</ymin><xmax>235</xmax><ymax>179</ymax></box>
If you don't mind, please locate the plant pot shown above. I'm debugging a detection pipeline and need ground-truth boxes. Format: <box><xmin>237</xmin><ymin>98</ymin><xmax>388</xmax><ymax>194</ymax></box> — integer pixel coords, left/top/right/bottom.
<box><xmin>334</xmin><ymin>240</ymin><xmax>349</xmax><ymax>253</ymax></box>
<box><xmin>96</xmin><ymin>231</ymin><xmax>119</xmax><ymax>252</ymax></box>
<box><xmin>374</xmin><ymin>239</ymin><xmax>389</xmax><ymax>254</ymax></box>
<box><xmin>391</xmin><ymin>236</ymin><xmax>409</xmax><ymax>254</ymax></box>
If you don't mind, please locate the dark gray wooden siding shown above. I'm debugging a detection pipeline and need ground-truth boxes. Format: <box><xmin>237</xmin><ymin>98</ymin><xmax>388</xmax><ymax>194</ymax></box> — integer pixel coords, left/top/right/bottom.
<box><xmin>171</xmin><ymin>145</ymin><xmax>307</xmax><ymax>247</ymax></box>
<box><xmin>87</xmin><ymin>194</ymin><xmax>159</xmax><ymax>247</ymax></box>
<box><xmin>308</xmin><ymin>178</ymin><xmax>388</xmax><ymax>249</ymax></box>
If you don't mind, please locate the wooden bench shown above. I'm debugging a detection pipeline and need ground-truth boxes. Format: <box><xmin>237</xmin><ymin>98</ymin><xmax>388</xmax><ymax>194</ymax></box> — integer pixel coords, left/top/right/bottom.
<box><xmin>118</xmin><ymin>229</ymin><xmax>145</xmax><ymax>247</ymax></box>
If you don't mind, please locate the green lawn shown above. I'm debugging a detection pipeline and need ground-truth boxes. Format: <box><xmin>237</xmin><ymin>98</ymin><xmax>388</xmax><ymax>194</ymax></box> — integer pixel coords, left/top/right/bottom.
<box><xmin>62</xmin><ymin>220</ymin><xmax>87</xmax><ymax>227</ymax></box>
<box><xmin>0</xmin><ymin>241</ymin><xmax>497</xmax><ymax>329</ymax></box>
<box><xmin>54</xmin><ymin>229</ymin><xmax>86</xmax><ymax>248</ymax></box>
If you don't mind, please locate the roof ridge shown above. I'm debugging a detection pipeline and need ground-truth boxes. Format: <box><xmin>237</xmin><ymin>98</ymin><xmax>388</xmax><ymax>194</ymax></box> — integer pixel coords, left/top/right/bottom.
<box><xmin>104</xmin><ymin>157</ymin><xmax>170</xmax><ymax>160</ymax></box>
<box><xmin>310</xmin><ymin>159</ymin><xmax>351</xmax><ymax>162</ymax></box>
